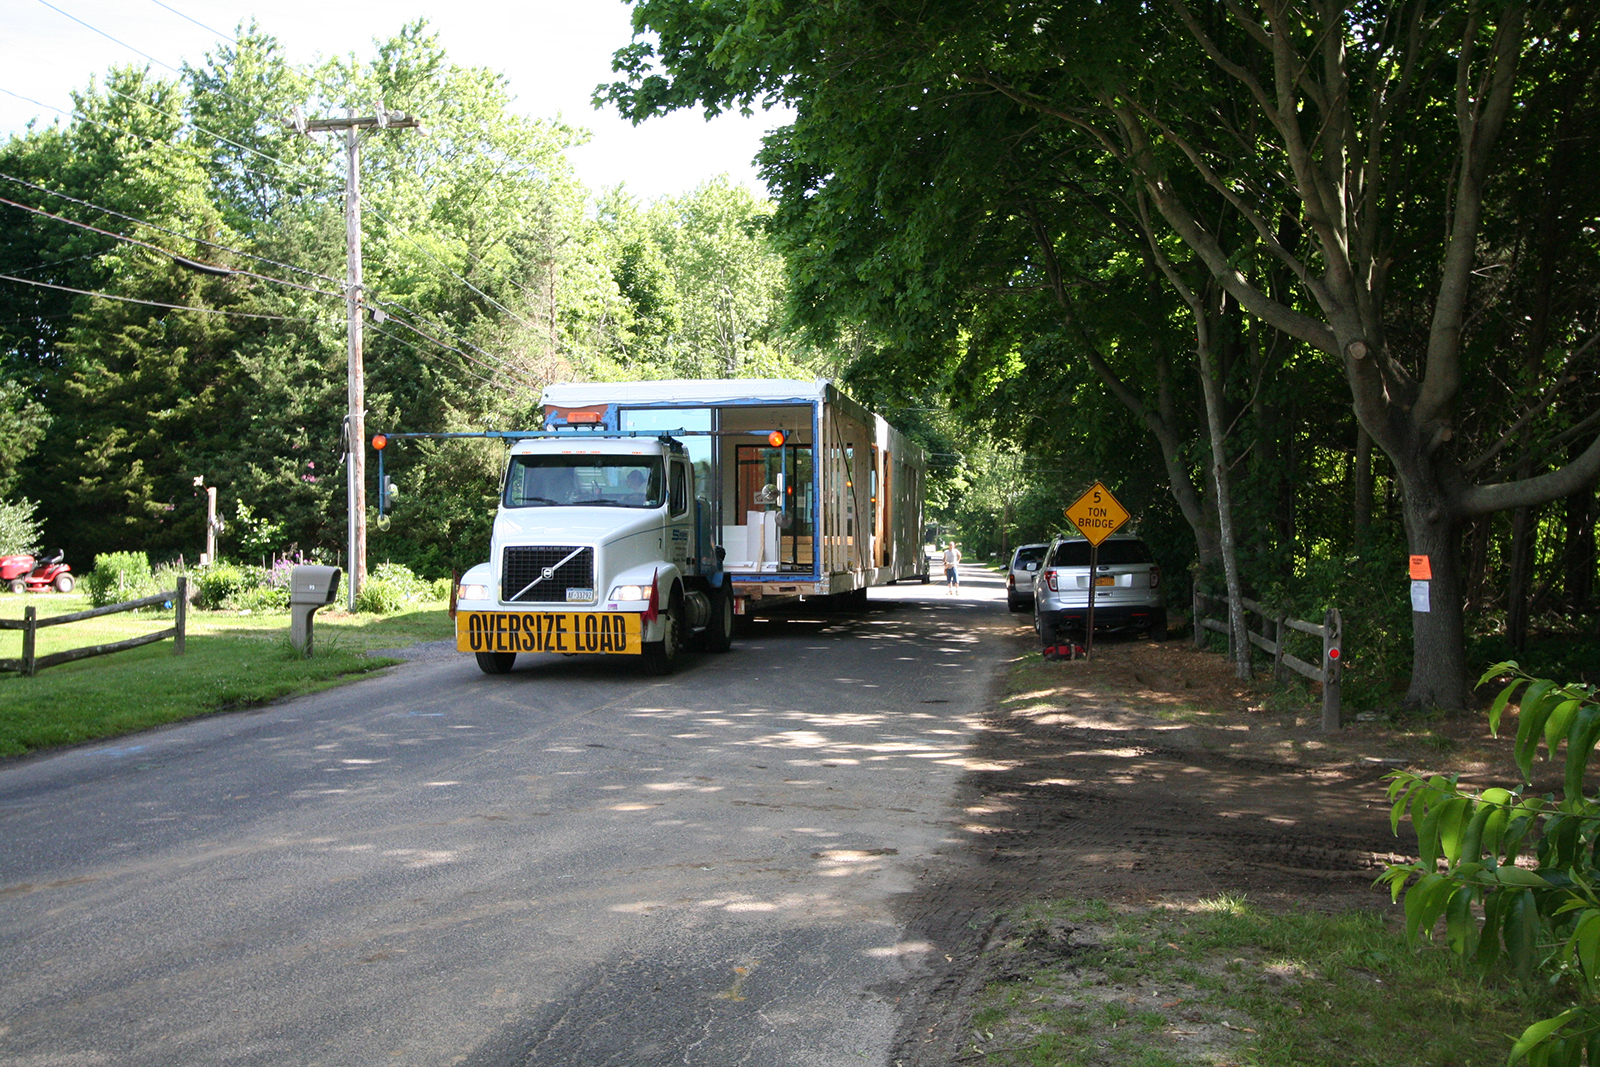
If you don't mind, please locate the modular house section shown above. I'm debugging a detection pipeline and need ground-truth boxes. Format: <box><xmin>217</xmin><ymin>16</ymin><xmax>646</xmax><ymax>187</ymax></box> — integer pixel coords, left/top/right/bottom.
<box><xmin>540</xmin><ymin>379</ymin><xmax>928</xmax><ymax>609</ymax></box>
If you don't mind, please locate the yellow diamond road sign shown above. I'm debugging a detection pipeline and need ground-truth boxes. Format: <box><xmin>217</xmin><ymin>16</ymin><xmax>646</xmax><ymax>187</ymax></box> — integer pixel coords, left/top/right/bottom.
<box><xmin>1064</xmin><ymin>481</ymin><xmax>1130</xmax><ymax>546</ymax></box>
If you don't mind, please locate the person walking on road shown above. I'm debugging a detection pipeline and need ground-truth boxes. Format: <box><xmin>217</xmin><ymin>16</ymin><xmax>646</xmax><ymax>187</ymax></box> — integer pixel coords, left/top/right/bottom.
<box><xmin>942</xmin><ymin>542</ymin><xmax>962</xmax><ymax>594</ymax></box>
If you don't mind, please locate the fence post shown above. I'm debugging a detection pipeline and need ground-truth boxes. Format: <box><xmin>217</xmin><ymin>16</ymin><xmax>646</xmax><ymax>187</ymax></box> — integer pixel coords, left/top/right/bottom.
<box><xmin>173</xmin><ymin>575</ymin><xmax>187</xmax><ymax>656</ymax></box>
<box><xmin>22</xmin><ymin>605</ymin><xmax>36</xmax><ymax>677</ymax></box>
<box><xmin>1322</xmin><ymin>607</ymin><xmax>1342</xmax><ymax>731</ymax></box>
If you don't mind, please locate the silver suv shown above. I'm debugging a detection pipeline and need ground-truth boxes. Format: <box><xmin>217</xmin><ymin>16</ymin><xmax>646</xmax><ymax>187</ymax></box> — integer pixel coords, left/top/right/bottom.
<box><xmin>1033</xmin><ymin>533</ymin><xmax>1166</xmax><ymax>642</ymax></box>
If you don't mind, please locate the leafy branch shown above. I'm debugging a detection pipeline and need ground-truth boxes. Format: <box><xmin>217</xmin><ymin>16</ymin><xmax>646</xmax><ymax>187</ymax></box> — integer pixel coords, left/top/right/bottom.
<box><xmin>1381</xmin><ymin>662</ymin><xmax>1600</xmax><ymax>1066</ymax></box>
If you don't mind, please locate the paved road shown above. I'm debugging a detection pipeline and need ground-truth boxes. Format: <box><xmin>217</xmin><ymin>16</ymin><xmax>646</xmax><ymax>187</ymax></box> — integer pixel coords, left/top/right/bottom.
<box><xmin>0</xmin><ymin>566</ymin><xmax>1017</xmax><ymax>1066</ymax></box>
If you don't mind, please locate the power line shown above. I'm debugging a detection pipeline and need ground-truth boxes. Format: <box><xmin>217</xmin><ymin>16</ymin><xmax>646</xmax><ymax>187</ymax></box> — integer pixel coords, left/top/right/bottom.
<box><xmin>0</xmin><ymin>170</ymin><xmax>342</xmax><ymax>287</ymax></box>
<box><xmin>0</xmin><ymin>271</ymin><xmax>322</xmax><ymax>322</ymax></box>
<box><xmin>368</xmin><ymin>321</ymin><xmax>537</xmax><ymax>395</ymax></box>
<box><xmin>0</xmin><ymin>193</ymin><xmax>348</xmax><ymax>301</ymax></box>
<box><xmin>37</xmin><ymin>0</ymin><xmax>189</xmax><ymax>81</ymax></box>
<box><xmin>1</xmin><ymin>78</ymin><xmax>342</xmax><ymax>210</ymax></box>
<box><xmin>0</xmin><ymin>86</ymin><xmax>341</xmax><ymax>217</ymax></box>
<box><xmin>364</xmin><ymin>201</ymin><xmax>545</xmax><ymax>336</ymax></box>
<box><xmin>7</xmin><ymin>18</ymin><xmax>549</xmax><ymax>371</ymax></box>
<box><xmin>0</xmin><ymin>170</ymin><xmax>544</xmax><ymax>385</ymax></box>
<box><xmin>146</xmin><ymin>0</ymin><xmax>238</xmax><ymax>46</ymax></box>
<box><xmin>35</xmin><ymin>0</ymin><xmax>292</xmax><ymax>137</ymax></box>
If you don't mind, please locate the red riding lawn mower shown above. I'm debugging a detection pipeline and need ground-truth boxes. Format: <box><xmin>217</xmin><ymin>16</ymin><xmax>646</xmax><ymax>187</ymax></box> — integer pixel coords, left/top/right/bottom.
<box><xmin>0</xmin><ymin>549</ymin><xmax>74</xmax><ymax>594</ymax></box>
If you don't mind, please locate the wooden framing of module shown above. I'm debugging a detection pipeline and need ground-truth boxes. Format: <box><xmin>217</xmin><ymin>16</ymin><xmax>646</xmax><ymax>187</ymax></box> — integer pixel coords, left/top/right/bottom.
<box><xmin>1</xmin><ymin>577</ymin><xmax>188</xmax><ymax>677</ymax></box>
<box><xmin>1193</xmin><ymin>588</ymin><xmax>1343</xmax><ymax>731</ymax></box>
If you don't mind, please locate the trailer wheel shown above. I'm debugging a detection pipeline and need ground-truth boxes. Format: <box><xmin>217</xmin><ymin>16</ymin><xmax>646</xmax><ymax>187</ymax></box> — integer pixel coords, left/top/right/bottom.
<box><xmin>475</xmin><ymin>651</ymin><xmax>516</xmax><ymax>675</ymax></box>
<box><xmin>642</xmin><ymin>590</ymin><xmax>683</xmax><ymax>675</ymax></box>
<box><xmin>703</xmin><ymin>587</ymin><xmax>734</xmax><ymax>653</ymax></box>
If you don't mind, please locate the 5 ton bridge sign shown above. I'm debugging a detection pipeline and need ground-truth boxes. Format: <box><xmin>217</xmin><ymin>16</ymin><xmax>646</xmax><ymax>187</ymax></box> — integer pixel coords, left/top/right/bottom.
<box><xmin>1064</xmin><ymin>481</ymin><xmax>1129</xmax><ymax>545</ymax></box>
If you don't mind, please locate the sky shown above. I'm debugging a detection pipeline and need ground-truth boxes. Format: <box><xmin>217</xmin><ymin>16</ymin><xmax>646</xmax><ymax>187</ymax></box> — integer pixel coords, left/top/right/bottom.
<box><xmin>0</xmin><ymin>0</ymin><xmax>790</xmax><ymax>201</ymax></box>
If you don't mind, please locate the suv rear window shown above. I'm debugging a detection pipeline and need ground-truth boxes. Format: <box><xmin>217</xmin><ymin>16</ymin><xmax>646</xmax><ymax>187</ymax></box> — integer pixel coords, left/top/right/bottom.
<box><xmin>1050</xmin><ymin>539</ymin><xmax>1153</xmax><ymax>566</ymax></box>
<box><xmin>1013</xmin><ymin>546</ymin><xmax>1047</xmax><ymax>566</ymax></box>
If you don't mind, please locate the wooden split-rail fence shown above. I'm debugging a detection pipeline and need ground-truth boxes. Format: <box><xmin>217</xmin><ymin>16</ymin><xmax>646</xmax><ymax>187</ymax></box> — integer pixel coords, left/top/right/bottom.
<box><xmin>1</xmin><ymin>577</ymin><xmax>188</xmax><ymax>677</ymax></box>
<box><xmin>1192</xmin><ymin>588</ymin><xmax>1343</xmax><ymax>731</ymax></box>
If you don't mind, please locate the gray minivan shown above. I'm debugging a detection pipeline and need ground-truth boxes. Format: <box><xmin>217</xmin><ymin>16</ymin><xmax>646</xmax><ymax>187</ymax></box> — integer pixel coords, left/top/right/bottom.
<box><xmin>1005</xmin><ymin>543</ymin><xmax>1049</xmax><ymax>612</ymax></box>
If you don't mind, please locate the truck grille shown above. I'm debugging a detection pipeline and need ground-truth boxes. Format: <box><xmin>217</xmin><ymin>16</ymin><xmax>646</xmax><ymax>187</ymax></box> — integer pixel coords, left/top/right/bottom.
<box><xmin>501</xmin><ymin>545</ymin><xmax>595</xmax><ymax>603</ymax></box>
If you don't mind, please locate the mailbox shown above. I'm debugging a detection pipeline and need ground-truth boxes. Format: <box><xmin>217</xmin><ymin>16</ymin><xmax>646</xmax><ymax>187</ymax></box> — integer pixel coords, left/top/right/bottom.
<box><xmin>288</xmin><ymin>565</ymin><xmax>341</xmax><ymax>656</ymax></box>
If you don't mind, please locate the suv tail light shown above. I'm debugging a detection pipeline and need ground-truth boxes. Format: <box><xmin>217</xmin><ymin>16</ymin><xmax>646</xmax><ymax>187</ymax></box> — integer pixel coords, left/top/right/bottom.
<box><xmin>1149</xmin><ymin>565</ymin><xmax>1161</xmax><ymax>589</ymax></box>
<box><xmin>1044</xmin><ymin>569</ymin><xmax>1058</xmax><ymax>592</ymax></box>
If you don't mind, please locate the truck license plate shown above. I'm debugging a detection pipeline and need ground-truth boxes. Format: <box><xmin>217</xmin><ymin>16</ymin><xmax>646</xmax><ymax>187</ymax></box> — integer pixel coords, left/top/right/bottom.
<box><xmin>1094</xmin><ymin>576</ymin><xmax>1115</xmax><ymax>587</ymax></box>
<box><xmin>456</xmin><ymin>611</ymin><xmax>641</xmax><ymax>655</ymax></box>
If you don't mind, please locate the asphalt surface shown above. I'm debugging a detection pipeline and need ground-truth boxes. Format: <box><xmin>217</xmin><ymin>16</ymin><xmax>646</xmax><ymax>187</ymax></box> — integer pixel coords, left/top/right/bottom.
<box><xmin>0</xmin><ymin>565</ymin><xmax>1018</xmax><ymax>1066</ymax></box>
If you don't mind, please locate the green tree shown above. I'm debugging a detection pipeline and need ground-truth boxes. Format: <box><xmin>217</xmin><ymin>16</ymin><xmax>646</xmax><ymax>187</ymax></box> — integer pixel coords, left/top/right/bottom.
<box><xmin>602</xmin><ymin>0</ymin><xmax>1600</xmax><ymax>709</ymax></box>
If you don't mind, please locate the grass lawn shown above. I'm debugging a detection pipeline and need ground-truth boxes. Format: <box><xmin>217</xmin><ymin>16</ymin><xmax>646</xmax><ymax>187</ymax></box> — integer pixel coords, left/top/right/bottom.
<box><xmin>965</xmin><ymin>896</ymin><xmax>1551</xmax><ymax>1067</ymax></box>
<box><xmin>0</xmin><ymin>591</ymin><xmax>454</xmax><ymax>758</ymax></box>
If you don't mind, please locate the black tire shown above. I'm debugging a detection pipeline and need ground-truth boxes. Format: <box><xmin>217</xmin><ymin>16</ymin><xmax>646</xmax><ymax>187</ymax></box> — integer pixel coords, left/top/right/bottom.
<box><xmin>1007</xmin><ymin>596</ymin><xmax>1026</xmax><ymax>614</ymax></box>
<box><xmin>642</xmin><ymin>590</ymin><xmax>683</xmax><ymax>675</ymax></box>
<box><xmin>920</xmin><ymin>571</ymin><xmax>930</xmax><ymax>585</ymax></box>
<box><xmin>7</xmin><ymin>578</ymin><xmax>24</xmax><ymax>595</ymax></box>
<box><xmin>1150</xmin><ymin>611</ymin><xmax>1168</xmax><ymax>642</ymax></box>
<box><xmin>703</xmin><ymin>586</ymin><xmax>734</xmax><ymax>653</ymax></box>
<box><xmin>475</xmin><ymin>651</ymin><xmax>516</xmax><ymax>674</ymax></box>
<box><xmin>54</xmin><ymin>574</ymin><xmax>74</xmax><ymax>594</ymax></box>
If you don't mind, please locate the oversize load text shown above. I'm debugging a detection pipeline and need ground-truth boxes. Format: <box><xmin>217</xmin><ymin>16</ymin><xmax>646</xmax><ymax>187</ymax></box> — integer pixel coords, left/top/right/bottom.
<box><xmin>457</xmin><ymin>611</ymin><xmax>640</xmax><ymax>654</ymax></box>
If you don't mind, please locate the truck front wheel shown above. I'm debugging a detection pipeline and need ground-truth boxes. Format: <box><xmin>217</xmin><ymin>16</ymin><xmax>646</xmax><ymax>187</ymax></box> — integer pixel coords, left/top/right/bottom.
<box><xmin>475</xmin><ymin>651</ymin><xmax>516</xmax><ymax>675</ymax></box>
<box><xmin>642</xmin><ymin>591</ymin><xmax>683</xmax><ymax>675</ymax></box>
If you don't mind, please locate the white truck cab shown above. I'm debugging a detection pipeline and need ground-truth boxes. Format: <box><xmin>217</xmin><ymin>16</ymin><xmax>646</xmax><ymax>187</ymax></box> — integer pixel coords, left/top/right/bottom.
<box><xmin>453</xmin><ymin>433</ymin><xmax>732</xmax><ymax>675</ymax></box>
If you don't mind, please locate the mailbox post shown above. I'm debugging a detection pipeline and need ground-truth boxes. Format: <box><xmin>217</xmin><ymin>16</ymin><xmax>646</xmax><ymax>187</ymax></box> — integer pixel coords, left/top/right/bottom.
<box><xmin>289</xmin><ymin>565</ymin><xmax>342</xmax><ymax>657</ymax></box>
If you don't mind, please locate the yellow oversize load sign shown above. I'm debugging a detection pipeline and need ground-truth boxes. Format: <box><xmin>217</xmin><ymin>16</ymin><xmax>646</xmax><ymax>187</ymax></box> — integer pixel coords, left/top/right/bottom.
<box><xmin>457</xmin><ymin>611</ymin><xmax>642</xmax><ymax>655</ymax></box>
<box><xmin>1063</xmin><ymin>481</ymin><xmax>1130</xmax><ymax>546</ymax></box>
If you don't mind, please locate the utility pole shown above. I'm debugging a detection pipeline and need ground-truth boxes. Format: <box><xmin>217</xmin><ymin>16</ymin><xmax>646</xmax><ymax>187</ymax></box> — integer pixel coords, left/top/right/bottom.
<box><xmin>297</xmin><ymin>108</ymin><xmax>421</xmax><ymax>610</ymax></box>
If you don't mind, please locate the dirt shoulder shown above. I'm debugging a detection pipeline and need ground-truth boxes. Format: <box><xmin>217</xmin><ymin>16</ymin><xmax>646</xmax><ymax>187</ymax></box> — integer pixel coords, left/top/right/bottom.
<box><xmin>886</xmin><ymin>628</ymin><xmax>1517</xmax><ymax>1066</ymax></box>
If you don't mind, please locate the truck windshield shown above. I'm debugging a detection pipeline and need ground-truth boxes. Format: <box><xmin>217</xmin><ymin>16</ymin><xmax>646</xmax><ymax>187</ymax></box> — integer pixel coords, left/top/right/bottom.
<box><xmin>504</xmin><ymin>455</ymin><xmax>665</xmax><ymax>508</ymax></box>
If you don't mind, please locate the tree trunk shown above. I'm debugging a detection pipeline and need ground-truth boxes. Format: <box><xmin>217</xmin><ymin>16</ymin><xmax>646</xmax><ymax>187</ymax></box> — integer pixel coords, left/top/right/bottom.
<box><xmin>1353</xmin><ymin>425</ymin><xmax>1374</xmax><ymax>545</ymax></box>
<box><xmin>1194</xmin><ymin>302</ymin><xmax>1250</xmax><ymax>682</ymax></box>
<box><xmin>1563</xmin><ymin>484</ymin><xmax>1595</xmax><ymax>614</ymax></box>
<box><xmin>1397</xmin><ymin>471</ymin><xmax>1472</xmax><ymax>710</ymax></box>
<box><xmin>1506</xmin><ymin>501</ymin><xmax>1538</xmax><ymax>652</ymax></box>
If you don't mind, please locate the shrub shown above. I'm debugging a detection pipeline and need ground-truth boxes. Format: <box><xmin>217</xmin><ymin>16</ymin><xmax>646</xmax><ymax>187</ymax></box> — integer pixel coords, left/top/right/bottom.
<box><xmin>354</xmin><ymin>577</ymin><xmax>408</xmax><ymax>615</ymax></box>
<box><xmin>85</xmin><ymin>552</ymin><xmax>158</xmax><ymax>607</ymax></box>
<box><xmin>1381</xmin><ymin>662</ymin><xmax>1600</xmax><ymax>1066</ymax></box>
<box><xmin>354</xmin><ymin>562</ymin><xmax>438</xmax><ymax>615</ymax></box>
<box><xmin>193</xmin><ymin>562</ymin><xmax>245</xmax><ymax>610</ymax></box>
<box><xmin>231</xmin><ymin>583</ymin><xmax>288</xmax><ymax>613</ymax></box>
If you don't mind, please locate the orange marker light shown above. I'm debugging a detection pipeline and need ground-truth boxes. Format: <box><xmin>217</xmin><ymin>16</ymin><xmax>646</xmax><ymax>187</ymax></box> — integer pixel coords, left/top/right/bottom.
<box><xmin>768</xmin><ymin>430</ymin><xmax>786</xmax><ymax>447</ymax></box>
<box><xmin>371</xmin><ymin>434</ymin><xmax>388</xmax><ymax>450</ymax></box>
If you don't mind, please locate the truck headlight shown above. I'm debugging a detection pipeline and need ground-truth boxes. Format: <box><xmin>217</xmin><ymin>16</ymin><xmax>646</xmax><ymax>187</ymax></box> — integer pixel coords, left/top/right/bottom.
<box><xmin>458</xmin><ymin>583</ymin><xmax>489</xmax><ymax>601</ymax></box>
<box><xmin>610</xmin><ymin>584</ymin><xmax>646</xmax><ymax>601</ymax></box>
